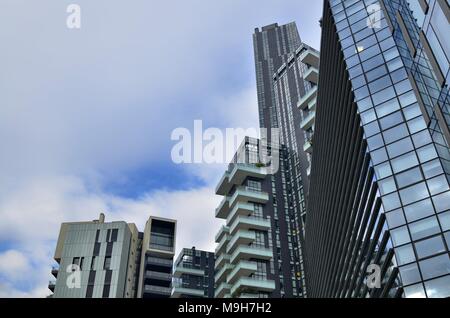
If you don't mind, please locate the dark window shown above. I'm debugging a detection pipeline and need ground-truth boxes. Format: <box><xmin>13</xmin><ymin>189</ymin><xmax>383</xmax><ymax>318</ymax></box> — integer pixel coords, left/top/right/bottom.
<box><xmin>106</xmin><ymin>229</ymin><xmax>111</xmax><ymax>242</ymax></box>
<box><xmin>104</xmin><ymin>256</ymin><xmax>111</xmax><ymax>270</ymax></box>
<box><xmin>111</xmin><ymin>229</ymin><xmax>118</xmax><ymax>242</ymax></box>
<box><xmin>72</xmin><ymin>257</ymin><xmax>84</xmax><ymax>270</ymax></box>
<box><xmin>93</xmin><ymin>242</ymin><xmax>101</xmax><ymax>256</ymax></box>
<box><xmin>106</xmin><ymin>242</ymin><xmax>114</xmax><ymax>256</ymax></box>
<box><xmin>105</xmin><ymin>270</ymin><xmax>113</xmax><ymax>284</ymax></box>
<box><xmin>95</xmin><ymin>229</ymin><xmax>100</xmax><ymax>242</ymax></box>
<box><xmin>102</xmin><ymin>284</ymin><xmax>110</xmax><ymax>298</ymax></box>
<box><xmin>88</xmin><ymin>271</ymin><xmax>96</xmax><ymax>284</ymax></box>
<box><xmin>86</xmin><ymin>285</ymin><xmax>94</xmax><ymax>298</ymax></box>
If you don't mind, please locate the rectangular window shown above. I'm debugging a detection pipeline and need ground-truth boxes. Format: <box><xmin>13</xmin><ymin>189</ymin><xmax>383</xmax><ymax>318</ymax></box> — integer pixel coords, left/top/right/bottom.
<box><xmin>104</xmin><ymin>256</ymin><xmax>112</xmax><ymax>270</ymax></box>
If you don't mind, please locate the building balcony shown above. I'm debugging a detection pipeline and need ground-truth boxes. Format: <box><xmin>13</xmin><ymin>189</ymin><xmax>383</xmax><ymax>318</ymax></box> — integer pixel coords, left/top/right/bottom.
<box><xmin>51</xmin><ymin>266</ymin><xmax>59</xmax><ymax>278</ymax></box>
<box><xmin>145</xmin><ymin>270</ymin><xmax>172</xmax><ymax>281</ymax></box>
<box><xmin>300</xmin><ymin>111</ymin><xmax>315</xmax><ymax>131</ymax></box>
<box><xmin>228</xmin><ymin>165</ymin><xmax>267</xmax><ymax>187</ymax></box>
<box><xmin>308</xmin><ymin>97</ymin><xmax>317</xmax><ymax>111</ymax></box>
<box><xmin>146</xmin><ymin>256</ymin><xmax>173</xmax><ymax>268</ymax></box>
<box><xmin>48</xmin><ymin>280</ymin><xmax>56</xmax><ymax>292</ymax></box>
<box><xmin>230</xmin><ymin>278</ymin><xmax>276</xmax><ymax>297</ymax></box>
<box><xmin>227</xmin><ymin>261</ymin><xmax>258</xmax><ymax>285</ymax></box>
<box><xmin>297</xmin><ymin>86</ymin><xmax>317</xmax><ymax>110</ymax></box>
<box><xmin>215</xmin><ymin>197</ymin><xmax>230</xmax><ymax>219</ymax></box>
<box><xmin>173</xmin><ymin>265</ymin><xmax>204</xmax><ymax>278</ymax></box>
<box><xmin>304</xmin><ymin>67</ymin><xmax>319</xmax><ymax>84</ymax></box>
<box><xmin>229</xmin><ymin>187</ymin><xmax>269</xmax><ymax>211</ymax></box>
<box><xmin>226</xmin><ymin>230</ymin><xmax>256</xmax><ymax>254</ymax></box>
<box><xmin>215</xmin><ymin>225</ymin><xmax>229</xmax><ymax>243</ymax></box>
<box><xmin>215</xmin><ymin>171</ymin><xmax>231</xmax><ymax>196</ymax></box>
<box><xmin>171</xmin><ymin>286</ymin><xmax>205</xmax><ymax>298</ymax></box>
<box><xmin>226</xmin><ymin>202</ymin><xmax>254</xmax><ymax>225</ymax></box>
<box><xmin>229</xmin><ymin>217</ymin><xmax>271</xmax><ymax>236</ymax></box>
<box><xmin>215</xmin><ymin>282</ymin><xmax>232</xmax><ymax>298</ymax></box>
<box><xmin>303</xmin><ymin>140</ymin><xmax>313</xmax><ymax>154</ymax></box>
<box><xmin>230</xmin><ymin>246</ymin><xmax>273</xmax><ymax>264</ymax></box>
<box><xmin>300</xmin><ymin>49</ymin><xmax>320</xmax><ymax>68</ymax></box>
<box><xmin>215</xmin><ymin>254</ymin><xmax>231</xmax><ymax>271</ymax></box>
<box><xmin>144</xmin><ymin>285</ymin><xmax>172</xmax><ymax>296</ymax></box>
<box><xmin>215</xmin><ymin>234</ymin><xmax>229</xmax><ymax>255</ymax></box>
<box><xmin>215</xmin><ymin>263</ymin><xmax>234</xmax><ymax>285</ymax></box>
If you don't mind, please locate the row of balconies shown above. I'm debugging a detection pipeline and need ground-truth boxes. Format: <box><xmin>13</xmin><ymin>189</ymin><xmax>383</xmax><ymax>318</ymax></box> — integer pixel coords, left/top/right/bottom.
<box><xmin>215</xmin><ymin>187</ymin><xmax>269</xmax><ymax>219</ymax></box>
<box><xmin>215</xmin><ymin>165</ymin><xmax>267</xmax><ymax>196</ymax></box>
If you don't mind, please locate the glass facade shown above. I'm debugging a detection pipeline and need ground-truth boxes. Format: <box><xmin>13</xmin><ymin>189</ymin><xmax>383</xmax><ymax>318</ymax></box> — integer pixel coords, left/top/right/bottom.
<box><xmin>327</xmin><ymin>0</ymin><xmax>450</xmax><ymax>298</ymax></box>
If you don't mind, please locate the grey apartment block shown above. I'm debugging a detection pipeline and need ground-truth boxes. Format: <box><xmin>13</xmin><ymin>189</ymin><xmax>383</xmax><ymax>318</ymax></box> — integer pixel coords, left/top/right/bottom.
<box><xmin>137</xmin><ymin>216</ymin><xmax>177</xmax><ymax>298</ymax></box>
<box><xmin>171</xmin><ymin>247</ymin><xmax>215</xmax><ymax>298</ymax></box>
<box><xmin>49</xmin><ymin>214</ymin><xmax>177</xmax><ymax>298</ymax></box>
<box><xmin>305</xmin><ymin>0</ymin><xmax>450</xmax><ymax>298</ymax></box>
<box><xmin>50</xmin><ymin>213</ymin><xmax>137</xmax><ymax>298</ymax></box>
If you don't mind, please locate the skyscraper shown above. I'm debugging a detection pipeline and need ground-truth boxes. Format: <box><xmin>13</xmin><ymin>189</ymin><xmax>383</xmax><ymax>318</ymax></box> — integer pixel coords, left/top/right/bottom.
<box><xmin>305</xmin><ymin>0</ymin><xmax>450</xmax><ymax>298</ymax></box>
<box><xmin>252</xmin><ymin>22</ymin><xmax>320</xmax><ymax>297</ymax></box>
<box><xmin>171</xmin><ymin>247</ymin><xmax>215</xmax><ymax>298</ymax></box>
<box><xmin>49</xmin><ymin>214</ymin><xmax>177</xmax><ymax>298</ymax></box>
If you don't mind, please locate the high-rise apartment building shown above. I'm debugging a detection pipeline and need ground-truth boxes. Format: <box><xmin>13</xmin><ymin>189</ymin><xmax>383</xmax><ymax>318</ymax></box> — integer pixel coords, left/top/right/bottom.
<box><xmin>48</xmin><ymin>214</ymin><xmax>177</xmax><ymax>298</ymax></box>
<box><xmin>214</xmin><ymin>137</ymin><xmax>278</xmax><ymax>298</ymax></box>
<box><xmin>252</xmin><ymin>22</ymin><xmax>320</xmax><ymax>297</ymax></box>
<box><xmin>305</xmin><ymin>0</ymin><xmax>450</xmax><ymax>298</ymax></box>
<box><xmin>171</xmin><ymin>247</ymin><xmax>215</xmax><ymax>298</ymax></box>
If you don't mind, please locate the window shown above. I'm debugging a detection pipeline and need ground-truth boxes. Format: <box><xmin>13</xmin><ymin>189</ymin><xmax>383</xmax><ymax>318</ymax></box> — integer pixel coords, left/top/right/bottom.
<box><xmin>111</xmin><ymin>229</ymin><xmax>118</xmax><ymax>242</ymax></box>
<box><xmin>379</xmin><ymin>177</ymin><xmax>396</xmax><ymax>195</ymax></box>
<box><xmin>395</xmin><ymin>167</ymin><xmax>423</xmax><ymax>189</ymax></box>
<box><xmin>424</xmin><ymin>276</ymin><xmax>450</xmax><ymax>298</ymax></box>
<box><xmin>104</xmin><ymin>256</ymin><xmax>112</xmax><ymax>270</ymax></box>
<box><xmin>438</xmin><ymin>211</ymin><xmax>450</xmax><ymax>231</ymax></box>
<box><xmin>391</xmin><ymin>152</ymin><xmax>419</xmax><ymax>173</ymax></box>
<box><xmin>387</xmin><ymin>137</ymin><xmax>414</xmax><ymax>159</ymax></box>
<box><xmin>404</xmin><ymin>199</ymin><xmax>434</xmax><ymax>223</ymax></box>
<box><xmin>380</xmin><ymin>111</ymin><xmax>404</xmax><ymax>131</ymax></box>
<box><xmin>375</xmin><ymin>97</ymin><xmax>401</xmax><ymax>118</ymax></box>
<box><xmin>386</xmin><ymin>209</ymin><xmax>406</xmax><ymax>229</ymax></box>
<box><xmin>383</xmin><ymin>124</ymin><xmax>409</xmax><ymax>144</ymax></box>
<box><xmin>371</xmin><ymin>147</ymin><xmax>389</xmax><ymax>165</ymax></box>
<box><xmin>375</xmin><ymin>162</ymin><xmax>393</xmax><ymax>180</ymax></box>
<box><xmin>427</xmin><ymin>175</ymin><xmax>449</xmax><ymax>196</ymax></box>
<box><xmin>403</xmin><ymin>283</ymin><xmax>426</xmax><ymax>298</ymax></box>
<box><xmin>415</xmin><ymin>236</ymin><xmax>446</xmax><ymax>259</ymax></box>
<box><xmin>395</xmin><ymin>243</ymin><xmax>416</xmax><ymax>265</ymax></box>
<box><xmin>432</xmin><ymin>191</ymin><xmax>450</xmax><ymax>212</ymax></box>
<box><xmin>399</xmin><ymin>263</ymin><xmax>422</xmax><ymax>285</ymax></box>
<box><xmin>95</xmin><ymin>230</ymin><xmax>100</xmax><ymax>242</ymax></box>
<box><xmin>412</xmin><ymin>130</ymin><xmax>432</xmax><ymax>148</ymax></box>
<box><xmin>391</xmin><ymin>226</ymin><xmax>411</xmax><ymax>247</ymax></box>
<box><xmin>399</xmin><ymin>182</ymin><xmax>429</xmax><ymax>205</ymax></box>
<box><xmin>409</xmin><ymin>216</ymin><xmax>441</xmax><ymax>241</ymax></box>
<box><xmin>102</xmin><ymin>284</ymin><xmax>110</xmax><ymax>298</ymax></box>
<box><xmin>419</xmin><ymin>254</ymin><xmax>450</xmax><ymax>280</ymax></box>
<box><xmin>72</xmin><ymin>257</ymin><xmax>84</xmax><ymax>270</ymax></box>
<box><xmin>422</xmin><ymin>159</ymin><xmax>443</xmax><ymax>179</ymax></box>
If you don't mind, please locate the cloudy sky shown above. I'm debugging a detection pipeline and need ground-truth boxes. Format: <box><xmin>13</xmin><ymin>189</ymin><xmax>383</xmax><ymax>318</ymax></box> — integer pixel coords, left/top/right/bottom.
<box><xmin>0</xmin><ymin>0</ymin><xmax>322</xmax><ymax>297</ymax></box>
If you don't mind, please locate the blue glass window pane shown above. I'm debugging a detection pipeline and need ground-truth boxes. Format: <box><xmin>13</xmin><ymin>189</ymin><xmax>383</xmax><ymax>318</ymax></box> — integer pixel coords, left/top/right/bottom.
<box><xmin>419</xmin><ymin>254</ymin><xmax>450</xmax><ymax>280</ymax></box>
<box><xmin>399</xmin><ymin>182</ymin><xmax>429</xmax><ymax>205</ymax></box>
<box><xmin>404</xmin><ymin>199</ymin><xmax>435</xmax><ymax>223</ymax></box>
<box><xmin>409</xmin><ymin>216</ymin><xmax>441</xmax><ymax>241</ymax></box>
<box><xmin>415</xmin><ymin>236</ymin><xmax>446</xmax><ymax>259</ymax></box>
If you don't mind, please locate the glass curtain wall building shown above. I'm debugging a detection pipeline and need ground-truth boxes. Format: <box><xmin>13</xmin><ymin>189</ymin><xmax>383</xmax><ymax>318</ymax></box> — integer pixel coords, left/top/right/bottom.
<box><xmin>305</xmin><ymin>0</ymin><xmax>450</xmax><ymax>298</ymax></box>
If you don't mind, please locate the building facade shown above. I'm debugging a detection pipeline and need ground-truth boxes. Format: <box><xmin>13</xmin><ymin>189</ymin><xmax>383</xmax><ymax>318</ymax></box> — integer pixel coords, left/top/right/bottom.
<box><xmin>49</xmin><ymin>214</ymin><xmax>177</xmax><ymax>298</ymax></box>
<box><xmin>305</xmin><ymin>0</ymin><xmax>450</xmax><ymax>298</ymax></box>
<box><xmin>251</xmin><ymin>22</ymin><xmax>321</xmax><ymax>298</ymax></box>
<box><xmin>49</xmin><ymin>213</ymin><xmax>138</xmax><ymax>298</ymax></box>
<box><xmin>214</xmin><ymin>137</ymin><xmax>278</xmax><ymax>298</ymax></box>
<box><xmin>171</xmin><ymin>247</ymin><xmax>215</xmax><ymax>298</ymax></box>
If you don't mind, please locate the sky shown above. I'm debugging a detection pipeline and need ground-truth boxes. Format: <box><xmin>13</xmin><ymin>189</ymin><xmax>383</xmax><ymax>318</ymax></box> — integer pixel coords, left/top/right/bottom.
<box><xmin>0</xmin><ymin>0</ymin><xmax>323</xmax><ymax>297</ymax></box>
